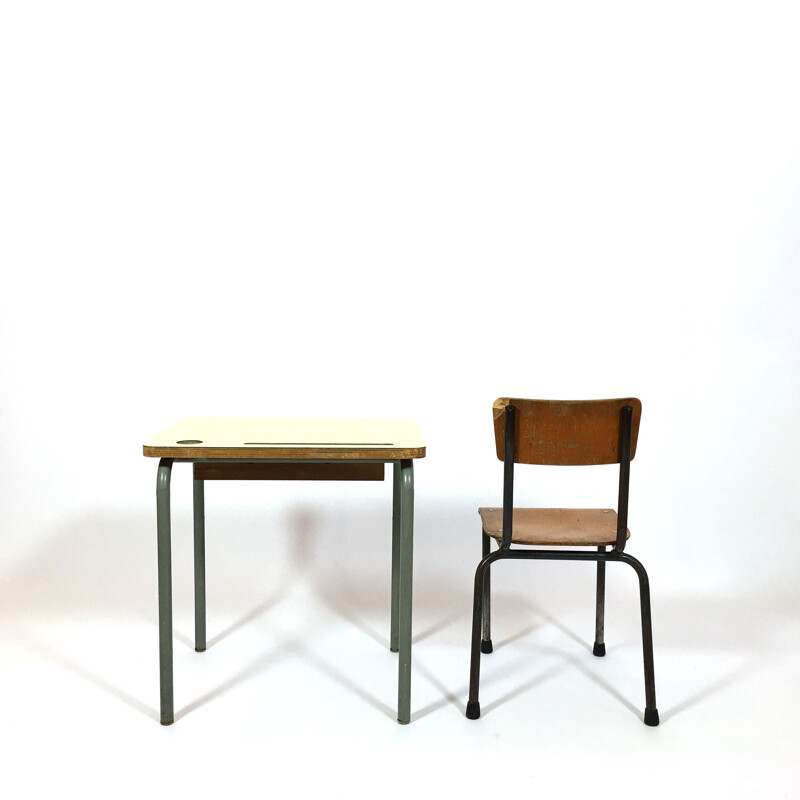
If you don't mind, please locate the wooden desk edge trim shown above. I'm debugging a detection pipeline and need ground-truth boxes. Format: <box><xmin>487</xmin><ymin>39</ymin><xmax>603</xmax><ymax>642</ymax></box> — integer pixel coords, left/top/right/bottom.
<box><xmin>143</xmin><ymin>445</ymin><xmax>426</xmax><ymax>460</ymax></box>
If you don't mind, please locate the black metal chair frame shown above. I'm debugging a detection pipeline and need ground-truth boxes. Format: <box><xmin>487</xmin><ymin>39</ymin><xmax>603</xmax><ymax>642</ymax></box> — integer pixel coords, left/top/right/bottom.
<box><xmin>466</xmin><ymin>403</ymin><xmax>659</xmax><ymax>726</ymax></box>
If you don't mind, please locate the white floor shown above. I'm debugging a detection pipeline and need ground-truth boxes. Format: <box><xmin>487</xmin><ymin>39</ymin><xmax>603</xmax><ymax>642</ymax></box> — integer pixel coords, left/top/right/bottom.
<box><xmin>1</xmin><ymin>504</ymin><xmax>798</xmax><ymax>799</ymax></box>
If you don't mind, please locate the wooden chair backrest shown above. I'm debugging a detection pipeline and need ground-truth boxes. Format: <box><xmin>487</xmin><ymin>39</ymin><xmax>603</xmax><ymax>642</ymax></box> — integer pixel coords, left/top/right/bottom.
<box><xmin>493</xmin><ymin>398</ymin><xmax>642</xmax><ymax>466</ymax></box>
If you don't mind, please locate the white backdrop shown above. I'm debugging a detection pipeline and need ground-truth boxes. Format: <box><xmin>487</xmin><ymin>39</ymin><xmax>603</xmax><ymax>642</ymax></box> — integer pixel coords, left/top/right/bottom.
<box><xmin>1</xmin><ymin>1</ymin><xmax>799</xmax><ymax>796</ymax></box>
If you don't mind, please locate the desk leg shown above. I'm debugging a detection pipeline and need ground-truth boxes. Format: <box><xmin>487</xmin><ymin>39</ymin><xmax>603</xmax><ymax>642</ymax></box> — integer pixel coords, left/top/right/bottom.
<box><xmin>396</xmin><ymin>459</ymin><xmax>414</xmax><ymax>724</ymax></box>
<box><xmin>156</xmin><ymin>458</ymin><xmax>174</xmax><ymax>725</ymax></box>
<box><xmin>193</xmin><ymin>476</ymin><xmax>206</xmax><ymax>652</ymax></box>
<box><xmin>390</xmin><ymin>462</ymin><xmax>401</xmax><ymax>653</ymax></box>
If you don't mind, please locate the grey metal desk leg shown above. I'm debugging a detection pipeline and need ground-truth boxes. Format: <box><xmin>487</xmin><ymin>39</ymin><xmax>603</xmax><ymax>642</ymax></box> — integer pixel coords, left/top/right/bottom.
<box><xmin>156</xmin><ymin>458</ymin><xmax>174</xmax><ymax>725</ymax></box>
<box><xmin>396</xmin><ymin>458</ymin><xmax>414</xmax><ymax>724</ymax></box>
<box><xmin>390</xmin><ymin>462</ymin><xmax>401</xmax><ymax>653</ymax></box>
<box><xmin>193</xmin><ymin>476</ymin><xmax>206</xmax><ymax>653</ymax></box>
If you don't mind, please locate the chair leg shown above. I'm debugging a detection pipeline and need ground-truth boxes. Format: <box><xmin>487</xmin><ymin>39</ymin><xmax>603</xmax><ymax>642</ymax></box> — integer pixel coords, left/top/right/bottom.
<box><xmin>467</xmin><ymin>556</ymin><xmax>493</xmax><ymax>719</ymax></box>
<box><xmin>481</xmin><ymin>530</ymin><xmax>493</xmax><ymax>654</ymax></box>
<box><xmin>593</xmin><ymin>546</ymin><xmax>606</xmax><ymax>657</ymax></box>
<box><xmin>620</xmin><ymin>553</ymin><xmax>659</xmax><ymax>726</ymax></box>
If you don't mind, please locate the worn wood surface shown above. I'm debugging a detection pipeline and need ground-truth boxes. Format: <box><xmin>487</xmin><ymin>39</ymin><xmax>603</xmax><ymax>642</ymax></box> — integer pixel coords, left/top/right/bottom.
<box><xmin>478</xmin><ymin>507</ymin><xmax>630</xmax><ymax>546</ymax></box>
<box><xmin>492</xmin><ymin>398</ymin><xmax>641</xmax><ymax>465</ymax></box>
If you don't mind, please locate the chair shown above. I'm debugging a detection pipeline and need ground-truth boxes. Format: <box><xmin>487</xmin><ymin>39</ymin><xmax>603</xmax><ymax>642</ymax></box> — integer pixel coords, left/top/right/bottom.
<box><xmin>465</xmin><ymin>398</ymin><xmax>659</xmax><ymax>726</ymax></box>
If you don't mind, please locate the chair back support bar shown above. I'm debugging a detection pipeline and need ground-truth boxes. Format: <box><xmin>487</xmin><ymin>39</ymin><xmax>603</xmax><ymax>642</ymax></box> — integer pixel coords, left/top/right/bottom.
<box><xmin>493</xmin><ymin>398</ymin><xmax>642</xmax><ymax>466</ymax></box>
<box><xmin>615</xmin><ymin>404</ymin><xmax>633</xmax><ymax>551</ymax></box>
<box><xmin>501</xmin><ymin>404</ymin><xmax>516</xmax><ymax>551</ymax></box>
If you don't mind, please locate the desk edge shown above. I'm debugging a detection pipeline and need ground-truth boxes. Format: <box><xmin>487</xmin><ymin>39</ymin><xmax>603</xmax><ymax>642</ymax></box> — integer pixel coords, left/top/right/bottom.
<box><xmin>143</xmin><ymin>445</ymin><xmax>426</xmax><ymax>460</ymax></box>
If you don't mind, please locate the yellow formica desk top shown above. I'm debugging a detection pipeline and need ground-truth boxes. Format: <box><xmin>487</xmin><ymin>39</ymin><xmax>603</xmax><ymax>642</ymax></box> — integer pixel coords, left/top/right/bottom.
<box><xmin>143</xmin><ymin>417</ymin><xmax>426</xmax><ymax>461</ymax></box>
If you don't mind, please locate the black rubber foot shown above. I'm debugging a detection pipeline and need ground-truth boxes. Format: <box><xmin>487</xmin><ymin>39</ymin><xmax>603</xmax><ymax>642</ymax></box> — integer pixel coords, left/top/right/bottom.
<box><xmin>481</xmin><ymin>639</ymin><xmax>493</xmax><ymax>654</ymax></box>
<box><xmin>195</xmin><ymin>647</ymin><xmax>206</xmax><ymax>653</ymax></box>
<box><xmin>466</xmin><ymin>701</ymin><xmax>481</xmax><ymax>720</ymax></box>
<box><xmin>160</xmin><ymin>717</ymin><xmax>174</xmax><ymax>726</ymax></box>
<box><xmin>644</xmin><ymin>708</ymin><xmax>660</xmax><ymax>727</ymax></box>
<box><xmin>593</xmin><ymin>642</ymin><xmax>606</xmax><ymax>657</ymax></box>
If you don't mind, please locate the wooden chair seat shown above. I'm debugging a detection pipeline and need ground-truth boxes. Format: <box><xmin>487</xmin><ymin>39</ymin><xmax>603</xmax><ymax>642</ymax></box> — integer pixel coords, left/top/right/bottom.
<box><xmin>478</xmin><ymin>507</ymin><xmax>631</xmax><ymax>547</ymax></box>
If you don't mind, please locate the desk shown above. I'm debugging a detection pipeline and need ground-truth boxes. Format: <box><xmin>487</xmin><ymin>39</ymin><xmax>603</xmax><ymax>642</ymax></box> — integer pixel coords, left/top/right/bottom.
<box><xmin>143</xmin><ymin>417</ymin><xmax>425</xmax><ymax>725</ymax></box>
